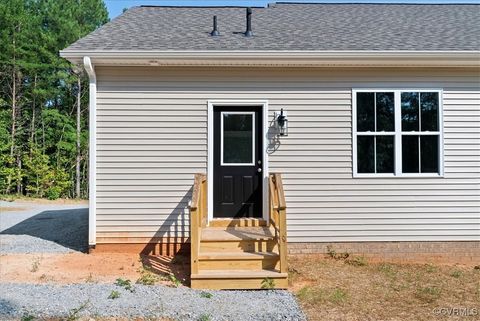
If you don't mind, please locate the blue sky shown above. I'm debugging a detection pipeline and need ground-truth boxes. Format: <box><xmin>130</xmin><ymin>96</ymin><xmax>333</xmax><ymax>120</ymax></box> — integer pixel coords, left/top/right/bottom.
<box><xmin>105</xmin><ymin>0</ymin><xmax>480</xmax><ymax>19</ymax></box>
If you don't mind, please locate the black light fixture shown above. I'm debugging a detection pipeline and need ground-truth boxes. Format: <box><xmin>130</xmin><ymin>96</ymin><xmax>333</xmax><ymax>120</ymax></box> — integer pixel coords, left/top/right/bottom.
<box><xmin>275</xmin><ymin>108</ymin><xmax>288</xmax><ymax>136</ymax></box>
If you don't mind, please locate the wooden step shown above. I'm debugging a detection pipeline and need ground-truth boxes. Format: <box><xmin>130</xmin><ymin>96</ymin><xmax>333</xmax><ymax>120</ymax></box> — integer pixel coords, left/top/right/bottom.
<box><xmin>209</xmin><ymin>219</ymin><xmax>267</xmax><ymax>227</ymax></box>
<box><xmin>201</xmin><ymin>227</ymin><xmax>275</xmax><ymax>241</ymax></box>
<box><xmin>191</xmin><ymin>269</ymin><xmax>288</xmax><ymax>289</ymax></box>
<box><xmin>200</xmin><ymin>239</ymin><xmax>278</xmax><ymax>253</ymax></box>
<box><xmin>198</xmin><ymin>251</ymin><xmax>280</xmax><ymax>270</ymax></box>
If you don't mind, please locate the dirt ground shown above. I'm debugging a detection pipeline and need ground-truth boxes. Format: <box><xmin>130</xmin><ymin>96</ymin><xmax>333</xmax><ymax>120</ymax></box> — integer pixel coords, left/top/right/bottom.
<box><xmin>1</xmin><ymin>251</ymin><xmax>479</xmax><ymax>321</ymax></box>
<box><xmin>0</xmin><ymin>252</ymin><xmax>190</xmax><ymax>286</ymax></box>
<box><xmin>289</xmin><ymin>254</ymin><xmax>480</xmax><ymax>321</ymax></box>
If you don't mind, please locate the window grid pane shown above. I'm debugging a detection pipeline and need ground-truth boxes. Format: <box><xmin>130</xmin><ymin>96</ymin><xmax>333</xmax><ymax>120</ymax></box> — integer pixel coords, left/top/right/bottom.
<box><xmin>222</xmin><ymin>113</ymin><xmax>253</xmax><ymax>164</ymax></box>
<box><xmin>355</xmin><ymin>90</ymin><xmax>441</xmax><ymax>176</ymax></box>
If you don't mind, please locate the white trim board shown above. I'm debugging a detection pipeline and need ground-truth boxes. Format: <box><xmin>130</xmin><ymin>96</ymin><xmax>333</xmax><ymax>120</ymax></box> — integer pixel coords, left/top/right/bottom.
<box><xmin>60</xmin><ymin>50</ymin><xmax>480</xmax><ymax>68</ymax></box>
<box><xmin>207</xmin><ymin>100</ymin><xmax>269</xmax><ymax>222</ymax></box>
<box><xmin>83</xmin><ymin>56</ymin><xmax>97</xmax><ymax>246</ymax></box>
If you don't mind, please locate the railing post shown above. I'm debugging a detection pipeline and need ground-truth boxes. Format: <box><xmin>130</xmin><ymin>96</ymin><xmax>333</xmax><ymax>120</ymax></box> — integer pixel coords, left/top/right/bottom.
<box><xmin>190</xmin><ymin>174</ymin><xmax>206</xmax><ymax>276</ymax></box>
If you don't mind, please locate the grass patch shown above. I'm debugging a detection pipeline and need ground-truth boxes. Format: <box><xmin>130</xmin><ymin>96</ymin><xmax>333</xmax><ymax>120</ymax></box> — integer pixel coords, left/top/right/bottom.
<box><xmin>168</xmin><ymin>274</ymin><xmax>181</xmax><ymax>287</ymax></box>
<box><xmin>197</xmin><ymin>314</ymin><xmax>212</xmax><ymax>321</ymax></box>
<box><xmin>200</xmin><ymin>291</ymin><xmax>213</xmax><ymax>299</ymax></box>
<box><xmin>423</xmin><ymin>263</ymin><xmax>438</xmax><ymax>273</ymax></box>
<box><xmin>66</xmin><ymin>300</ymin><xmax>89</xmax><ymax>320</ymax></box>
<box><xmin>345</xmin><ymin>256</ymin><xmax>368</xmax><ymax>267</ymax></box>
<box><xmin>326</xmin><ymin>245</ymin><xmax>350</xmax><ymax>260</ymax></box>
<box><xmin>378</xmin><ymin>263</ymin><xmax>397</xmax><ymax>278</ymax></box>
<box><xmin>136</xmin><ymin>266</ymin><xmax>160</xmax><ymax>285</ymax></box>
<box><xmin>108</xmin><ymin>290</ymin><xmax>121</xmax><ymax>300</ymax></box>
<box><xmin>261</xmin><ymin>277</ymin><xmax>275</xmax><ymax>289</ymax></box>
<box><xmin>450</xmin><ymin>270</ymin><xmax>463</xmax><ymax>278</ymax></box>
<box><xmin>415</xmin><ymin>286</ymin><xmax>441</xmax><ymax>303</ymax></box>
<box><xmin>21</xmin><ymin>312</ymin><xmax>35</xmax><ymax>321</ymax></box>
<box><xmin>297</xmin><ymin>286</ymin><xmax>348</xmax><ymax>305</ymax></box>
<box><xmin>115</xmin><ymin>278</ymin><xmax>135</xmax><ymax>292</ymax></box>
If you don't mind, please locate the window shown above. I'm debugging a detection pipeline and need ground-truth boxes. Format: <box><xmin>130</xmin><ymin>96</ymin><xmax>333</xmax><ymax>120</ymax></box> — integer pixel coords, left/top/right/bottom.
<box><xmin>221</xmin><ymin>112</ymin><xmax>255</xmax><ymax>165</ymax></box>
<box><xmin>353</xmin><ymin>90</ymin><xmax>442</xmax><ymax>177</ymax></box>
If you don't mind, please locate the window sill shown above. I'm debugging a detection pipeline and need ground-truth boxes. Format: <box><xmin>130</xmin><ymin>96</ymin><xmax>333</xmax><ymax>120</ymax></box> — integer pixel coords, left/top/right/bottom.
<box><xmin>353</xmin><ymin>173</ymin><xmax>444</xmax><ymax>178</ymax></box>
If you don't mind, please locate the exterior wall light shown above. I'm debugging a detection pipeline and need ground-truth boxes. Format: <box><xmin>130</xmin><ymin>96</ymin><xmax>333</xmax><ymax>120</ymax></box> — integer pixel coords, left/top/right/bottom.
<box><xmin>275</xmin><ymin>108</ymin><xmax>288</xmax><ymax>136</ymax></box>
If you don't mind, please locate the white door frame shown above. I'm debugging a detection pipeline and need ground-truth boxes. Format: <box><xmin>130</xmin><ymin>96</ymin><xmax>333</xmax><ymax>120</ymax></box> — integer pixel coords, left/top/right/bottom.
<box><xmin>207</xmin><ymin>100</ymin><xmax>269</xmax><ymax>223</ymax></box>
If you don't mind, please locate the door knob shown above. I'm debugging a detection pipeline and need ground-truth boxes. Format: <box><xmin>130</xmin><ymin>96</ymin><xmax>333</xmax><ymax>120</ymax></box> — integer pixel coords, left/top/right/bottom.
<box><xmin>257</xmin><ymin>168</ymin><xmax>262</xmax><ymax>173</ymax></box>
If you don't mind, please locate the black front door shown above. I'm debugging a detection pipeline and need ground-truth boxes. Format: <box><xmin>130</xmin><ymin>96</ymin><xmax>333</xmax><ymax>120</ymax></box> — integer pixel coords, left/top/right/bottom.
<box><xmin>213</xmin><ymin>106</ymin><xmax>263</xmax><ymax>218</ymax></box>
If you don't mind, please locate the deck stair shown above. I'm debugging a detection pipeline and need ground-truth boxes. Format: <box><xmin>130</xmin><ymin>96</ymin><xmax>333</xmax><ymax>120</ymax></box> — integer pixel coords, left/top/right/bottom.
<box><xmin>189</xmin><ymin>174</ymin><xmax>288</xmax><ymax>290</ymax></box>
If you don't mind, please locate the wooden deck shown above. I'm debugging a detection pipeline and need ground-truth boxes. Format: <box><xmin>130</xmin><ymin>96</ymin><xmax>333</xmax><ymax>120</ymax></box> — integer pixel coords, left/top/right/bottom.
<box><xmin>189</xmin><ymin>173</ymin><xmax>288</xmax><ymax>290</ymax></box>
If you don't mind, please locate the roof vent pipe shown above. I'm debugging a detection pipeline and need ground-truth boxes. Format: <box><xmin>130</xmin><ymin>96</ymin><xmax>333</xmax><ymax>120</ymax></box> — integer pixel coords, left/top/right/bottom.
<box><xmin>211</xmin><ymin>15</ymin><xmax>220</xmax><ymax>36</ymax></box>
<box><xmin>245</xmin><ymin>7</ymin><xmax>253</xmax><ymax>37</ymax></box>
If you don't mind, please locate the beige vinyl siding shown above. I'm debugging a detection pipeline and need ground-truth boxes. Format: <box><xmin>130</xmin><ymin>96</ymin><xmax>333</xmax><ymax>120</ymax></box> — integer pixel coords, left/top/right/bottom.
<box><xmin>95</xmin><ymin>66</ymin><xmax>480</xmax><ymax>243</ymax></box>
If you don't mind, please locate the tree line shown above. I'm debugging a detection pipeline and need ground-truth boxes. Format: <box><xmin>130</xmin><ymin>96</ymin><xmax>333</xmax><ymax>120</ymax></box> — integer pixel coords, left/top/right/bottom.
<box><xmin>0</xmin><ymin>0</ymin><xmax>108</xmax><ymax>199</ymax></box>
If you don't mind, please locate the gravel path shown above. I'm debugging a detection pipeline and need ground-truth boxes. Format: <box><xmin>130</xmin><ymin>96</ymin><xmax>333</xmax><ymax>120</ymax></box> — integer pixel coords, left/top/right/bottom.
<box><xmin>0</xmin><ymin>283</ymin><xmax>306</xmax><ymax>321</ymax></box>
<box><xmin>0</xmin><ymin>201</ymin><xmax>88</xmax><ymax>253</ymax></box>
<box><xmin>0</xmin><ymin>202</ymin><xmax>306</xmax><ymax>320</ymax></box>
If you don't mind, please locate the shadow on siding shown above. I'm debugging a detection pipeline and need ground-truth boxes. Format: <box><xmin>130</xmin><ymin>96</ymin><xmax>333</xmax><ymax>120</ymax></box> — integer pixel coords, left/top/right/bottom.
<box><xmin>139</xmin><ymin>188</ymin><xmax>192</xmax><ymax>285</ymax></box>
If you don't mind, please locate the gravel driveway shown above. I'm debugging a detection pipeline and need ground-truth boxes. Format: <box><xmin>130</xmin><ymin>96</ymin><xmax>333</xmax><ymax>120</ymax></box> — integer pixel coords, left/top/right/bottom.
<box><xmin>0</xmin><ymin>202</ymin><xmax>306</xmax><ymax>320</ymax></box>
<box><xmin>0</xmin><ymin>201</ymin><xmax>88</xmax><ymax>253</ymax></box>
<box><xmin>0</xmin><ymin>283</ymin><xmax>305</xmax><ymax>321</ymax></box>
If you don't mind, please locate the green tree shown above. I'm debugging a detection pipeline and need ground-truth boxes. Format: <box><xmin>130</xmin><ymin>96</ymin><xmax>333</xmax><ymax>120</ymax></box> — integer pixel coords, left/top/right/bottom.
<box><xmin>0</xmin><ymin>0</ymin><xmax>108</xmax><ymax>198</ymax></box>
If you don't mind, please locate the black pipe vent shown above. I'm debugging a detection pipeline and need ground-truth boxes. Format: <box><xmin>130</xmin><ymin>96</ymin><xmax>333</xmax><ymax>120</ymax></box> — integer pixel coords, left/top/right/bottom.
<box><xmin>211</xmin><ymin>15</ymin><xmax>220</xmax><ymax>36</ymax></box>
<box><xmin>245</xmin><ymin>7</ymin><xmax>253</xmax><ymax>37</ymax></box>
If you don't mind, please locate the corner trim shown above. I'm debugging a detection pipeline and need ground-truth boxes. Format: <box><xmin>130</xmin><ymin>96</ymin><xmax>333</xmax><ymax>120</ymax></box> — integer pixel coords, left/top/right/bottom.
<box><xmin>84</xmin><ymin>56</ymin><xmax>97</xmax><ymax>246</ymax></box>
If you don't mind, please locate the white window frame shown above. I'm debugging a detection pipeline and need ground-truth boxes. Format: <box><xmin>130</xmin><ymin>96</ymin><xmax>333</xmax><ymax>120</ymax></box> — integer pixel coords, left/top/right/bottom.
<box><xmin>352</xmin><ymin>89</ymin><xmax>444</xmax><ymax>178</ymax></box>
<box><xmin>220</xmin><ymin>111</ymin><xmax>256</xmax><ymax>166</ymax></box>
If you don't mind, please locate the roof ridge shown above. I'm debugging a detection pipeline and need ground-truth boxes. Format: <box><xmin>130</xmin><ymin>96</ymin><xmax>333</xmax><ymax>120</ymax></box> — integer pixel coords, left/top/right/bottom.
<box><xmin>273</xmin><ymin>2</ymin><xmax>480</xmax><ymax>5</ymax></box>
<box><xmin>139</xmin><ymin>5</ymin><xmax>265</xmax><ymax>9</ymax></box>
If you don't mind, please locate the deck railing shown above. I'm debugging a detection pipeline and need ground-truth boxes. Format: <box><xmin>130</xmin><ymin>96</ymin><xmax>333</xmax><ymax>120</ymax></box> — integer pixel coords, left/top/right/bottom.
<box><xmin>189</xmin><ymin>173</ymin><xmax>207</xmax><ymax>275</ymax></box>
<box><xmin>269</xmin><ymin>173</ymin><xmax>288</xmax><ymax>273</ymax></box>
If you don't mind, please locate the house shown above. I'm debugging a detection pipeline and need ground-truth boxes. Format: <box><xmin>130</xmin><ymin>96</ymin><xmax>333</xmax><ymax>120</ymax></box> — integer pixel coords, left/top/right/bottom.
<box><xmin>60</xmin><ymin>3</ymin><xmax>480</xmax><ymax>289</ymax></box>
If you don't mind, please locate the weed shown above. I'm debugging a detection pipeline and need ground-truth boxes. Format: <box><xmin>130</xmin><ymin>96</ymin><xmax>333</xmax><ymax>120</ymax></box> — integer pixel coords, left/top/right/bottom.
<box><xmin>108</xmin><ymin>290</ymin><xmax>121</xmax><ymax>299</ymax></box>
<box><xmin>85</xmin><ymin>273</ymin><xmax>95</xmax><ymax>283</ymax></box>
<box><xmin>378</xmin><ymin>263</ymin><xmax>396</xmax><ymax>277</ymax></box>
<box><xmin>200</xmin><ymin>291</ymin><xmax>213</xmax><ymax>299</ymax></box>
<box><xmin>297</xmin><ymin>286</ymin><xmax>348</xmax><ymax>305</ymax></box>
<box><xmin>450</xmin><ymin>270</ymin><xmax>463</xmax><ymax>278</ymax></box>
<box><xmin>66</xmin><ymin>300</ymin><xmax>89</xmax><ymax>321</ymax></box>
<box><xmin>30</xmin><ymin>257</ymin><xmax>40</xmax><ymax>273</ymax></box>
<box><xmin>115</xmin><ymin>278</ymin><xmax>135</xmax><ymax>292</ymax></box>
<box><xmin>21</xmin><ymin>312</ymin><xmax>35</xmax><ymax>321</ymax></box>
<box><xmin>136</xmin><ymin>267</ymin><xmax>159</xmax><ymax>285</ymax></box>
<box><xmin>197</xmin><ymin>314</ymin><xmax>212</xmax><ymax>321</ymax></box>
<box><xmin>346</xmin><ymin>256</ymin><xmax>368</xmax><ymax>267</ymax></box>
<box><xmin>39</xmin><ymin>274</ymin><xmax>47</xmax><ymax>281</ymax></box>
<box><xmin>168</xmin><ymin>274</ymin><xmax>181</xmax><ymax>287</ymax></box>
<box><xmin>415</xmin><ymin>286</ymin><xmax>441</xmax><ymax>303</ymax></box>
<box><xmin>288</xmin><ymin>267</ymin><xmax>301</xmax><ymax>286</ymax></box>
<box><xmin>326</xmin><ymin>245</ymin><xmax>350</xmax><ymax>260</ymax></box>
<box><xmin>424</xmin><ymin>264</ymin><xmax>438</xmax><ymax>273</ymax></box>
<box><xmin>329</xmin><ymin>288</ymin><xmax>348</xmax><ymax>304</ymax></box>
<box><xmin>261</xmin><ymin>277</ymin><xmax>276</xmax><ymax>289</ymax></box>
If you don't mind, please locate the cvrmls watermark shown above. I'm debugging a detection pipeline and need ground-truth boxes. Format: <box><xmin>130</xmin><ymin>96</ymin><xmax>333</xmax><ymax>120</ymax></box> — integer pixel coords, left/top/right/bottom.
<box><xmin>432</xmin><ymin>307</ymin><xmax>478</xmax><ymax>317</ymax></box>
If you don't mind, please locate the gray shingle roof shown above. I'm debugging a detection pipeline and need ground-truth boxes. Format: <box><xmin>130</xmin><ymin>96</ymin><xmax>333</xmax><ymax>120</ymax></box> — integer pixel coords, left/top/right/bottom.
<box><xmin>63</xmin><ymin>3</ymin><xmax>480</xmax><ymax>52</ymax></box>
